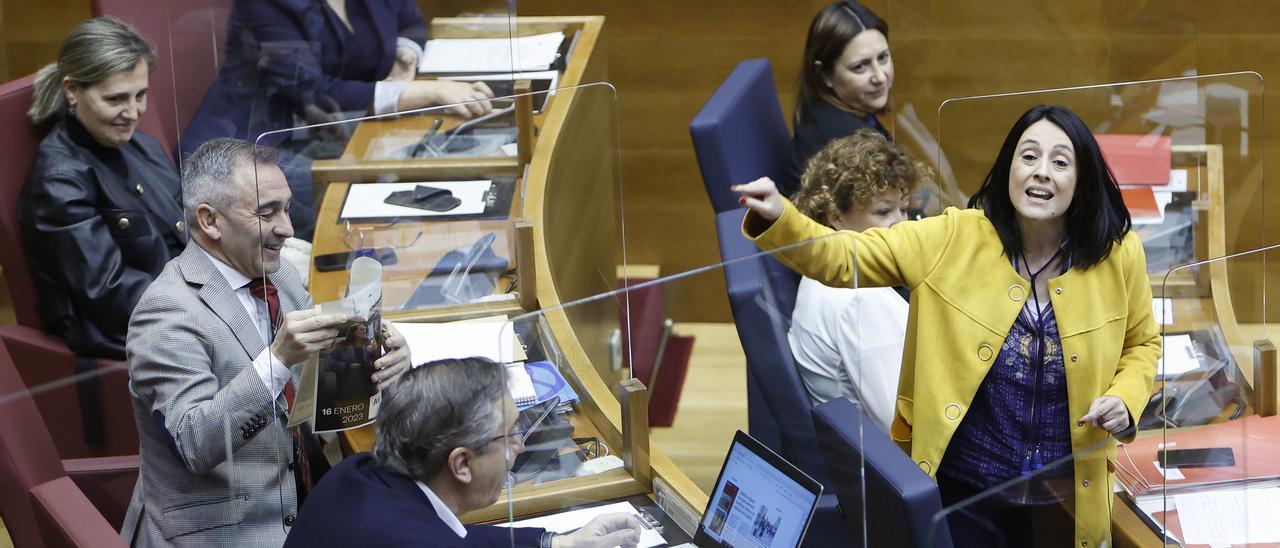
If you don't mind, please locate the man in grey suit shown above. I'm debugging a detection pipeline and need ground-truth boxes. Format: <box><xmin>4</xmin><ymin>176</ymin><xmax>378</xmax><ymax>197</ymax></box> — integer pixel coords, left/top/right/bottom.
<box><xmin>121</xmin><ymin>138</ymin><xmax>411</xmax><ymax>546</ymax></box>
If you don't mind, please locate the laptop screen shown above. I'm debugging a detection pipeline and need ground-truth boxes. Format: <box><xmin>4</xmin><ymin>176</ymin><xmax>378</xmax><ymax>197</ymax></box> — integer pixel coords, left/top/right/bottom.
<box><xmin>694</xmin><ymin>431</ymin><xmax>821</xmax><ymax>548</ymax></box>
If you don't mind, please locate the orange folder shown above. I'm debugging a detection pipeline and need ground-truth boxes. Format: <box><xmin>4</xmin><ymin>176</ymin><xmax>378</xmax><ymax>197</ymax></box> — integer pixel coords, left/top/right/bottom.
<box><xmin>1097</xmin><ymin>134</ymin><xmax>1172</xmax><ymax>185</ymax></box>
<box><xmin>1120</xmin><ymin>186</ymin><xmax>1162</xmax><ymax>223</ymax></box>
<box><xmin>1115</xmin><ymin>415</ymin><xmax>1280</xmax><ymax>498</ymax></box>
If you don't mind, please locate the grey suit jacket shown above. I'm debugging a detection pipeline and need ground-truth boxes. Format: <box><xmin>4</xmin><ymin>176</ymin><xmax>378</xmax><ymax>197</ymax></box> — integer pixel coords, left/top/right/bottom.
<box><xmin>122</xmin><ymin>244</ymin><xmax>311</xmax><ymax>547</ymax></box>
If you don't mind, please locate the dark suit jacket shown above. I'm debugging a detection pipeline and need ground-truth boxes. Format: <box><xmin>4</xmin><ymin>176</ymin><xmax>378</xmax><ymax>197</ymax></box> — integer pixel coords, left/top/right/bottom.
<box><xmin>180</xmin><ymin>0</ymin><xmax>428</xmax><ymax>158</ymax></box>
<box><xmin>782</xmin><ymin>99</ymin><xmax>889</xmax><ymax>197</ymax></box>
<box><xmin>285</xmin><ymin>453</ymin><xmax>546</xmax><ymax>547</ymax></box>
<box><xmin>18</xmin><ymin>116</ymin><xmax>187</xmax><ymax>358</ymax></box>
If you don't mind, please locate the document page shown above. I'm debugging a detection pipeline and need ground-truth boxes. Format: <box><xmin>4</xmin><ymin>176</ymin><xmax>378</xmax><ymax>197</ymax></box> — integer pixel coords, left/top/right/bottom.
<box><xmin>391</xmin><ymin>315</ymin><xmax>525</xmax><ymax>365</ymax></box>
<box><xmin>1174</xmin><ymin>487</ymin><xmax>1280</xmax><ymax>544</ymax></box>
<box><xmin>1158</xmin><ymin>334</ymin><xmax>1200</xmax><ymax>378</ymax></box>
<box><xmin>419</xmin><ymin>32</ymin><xmax>565</xmax><ymax>73</ymax></box>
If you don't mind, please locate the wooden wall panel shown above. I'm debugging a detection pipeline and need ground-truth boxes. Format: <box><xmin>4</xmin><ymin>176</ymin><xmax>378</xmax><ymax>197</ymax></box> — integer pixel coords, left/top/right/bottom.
<box><xmin>1</xmin><ymin>0</ymin><xmax>90</xmax><ymax>82</ymax></box>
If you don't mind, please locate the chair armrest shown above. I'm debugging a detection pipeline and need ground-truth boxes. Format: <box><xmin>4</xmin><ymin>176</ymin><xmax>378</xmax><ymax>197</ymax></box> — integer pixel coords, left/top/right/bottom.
<box><xmin>31</xmin><ymin>476</ymin><xmax>129</xmax><ymax>547</ymax></box>
<box><xmin>63</xmin><ymin>455</ymin><xmax>139</xmax><ymax>474</ymax></box>
<box><xmin>63</xmin><ymin>455</ymin><xmax>139</xmax><ymax>530</ymax></box>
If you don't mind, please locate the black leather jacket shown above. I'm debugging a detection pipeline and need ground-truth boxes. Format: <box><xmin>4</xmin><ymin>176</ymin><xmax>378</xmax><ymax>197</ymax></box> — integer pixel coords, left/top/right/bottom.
<box><xmin>18</xmin><ymin>116</ymin><xmax>187</xmax><ymax>358</ymax></box>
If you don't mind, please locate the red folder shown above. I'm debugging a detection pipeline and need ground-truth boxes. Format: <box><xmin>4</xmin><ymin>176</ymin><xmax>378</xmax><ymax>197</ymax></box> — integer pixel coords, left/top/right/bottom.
<box><xmin>1097</xmin><ymin>134</ymin><xmax>1172</xmax><ymax>185</ymax></box>
<box><xmin>1115</xmin><ymin>415</ymin><xmax>1280</xmax><ymax>497</ymax></box>
<box><xmin>1120</xmin><ymin>186</ymin><xmax>1162</xmax><ymax>223</ymax></box>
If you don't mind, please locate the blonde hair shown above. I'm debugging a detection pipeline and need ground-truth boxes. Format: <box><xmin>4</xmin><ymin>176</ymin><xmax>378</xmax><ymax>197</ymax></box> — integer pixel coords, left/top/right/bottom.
<box><xmin>28</xmin><ymin>17</ymin><xmax>156</xmax><ymax>124</ymax></box>
<box><xmin>793</xmin><ymin>129</ymin><xmax>927</xmax><ymax>228</ymax></box>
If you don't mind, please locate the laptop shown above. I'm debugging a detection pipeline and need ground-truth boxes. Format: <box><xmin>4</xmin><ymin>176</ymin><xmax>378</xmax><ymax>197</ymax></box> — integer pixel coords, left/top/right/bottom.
<box><xmin>678</xmin><ymin>430</ymin><xmax>822</xmax><ymax>548</ymax></box>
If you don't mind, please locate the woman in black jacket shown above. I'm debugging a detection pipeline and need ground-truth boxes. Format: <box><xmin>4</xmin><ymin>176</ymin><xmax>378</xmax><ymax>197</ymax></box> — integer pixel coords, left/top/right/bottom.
<box><xmin>783</xmin><ymin>1</ymin><xmax>894</xmax><ymax>196</ymax></box>
<box><xmin>20</xmin><ymin>17</ymin><xmax>187</xmax><ymax>359</ymax></box>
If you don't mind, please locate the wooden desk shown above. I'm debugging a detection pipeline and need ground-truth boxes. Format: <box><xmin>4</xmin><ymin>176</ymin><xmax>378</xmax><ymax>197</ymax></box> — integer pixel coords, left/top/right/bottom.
<box><xmin>313</xmin><ymin>15</ymin><xmax>708</xmax><ymax>530</ymax></box>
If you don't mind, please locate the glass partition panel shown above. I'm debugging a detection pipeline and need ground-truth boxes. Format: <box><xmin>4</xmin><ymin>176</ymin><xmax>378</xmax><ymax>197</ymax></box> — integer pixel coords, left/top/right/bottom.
<box><xmin>241</xmin><ymin>81</ymin><xmax>622</xmax><ymax>541</ymax></box>
<box><xmin>1138</xmin><ymin>247</ymin><xmax>1278</xmax><ymax>546</ymax></box>
<box><xmin>926</xmin><ymin>440</ymin><xmax>1098</xmax><ymax>548</ymax></box>
<box><xmin>937</xmin><ymin>73</ymin><xmax>1264</xmax><ymax>290</ymax></box>
<box><xmin>884</xmin><ymin>0</ymin><xmax>1203</xmax><ymax>215</ymax></box>
<box><xmin>165</xmin><ymin>0</ymin><xmax>527</xmax><ymax>242</ymax></box>
<box><xmin>0</xmin><ymin>317</ymin><xmax>280</xmax><ymax>541</ymax></box>
<box><xmin>246</xmin><ymin>82</ymin><xmax>621</xmax><ymax>327</ymax></box>
<box><xmin>483</xmin><ymin>230</ymin><xmax>865</xmax><ymax>546</ymax></box>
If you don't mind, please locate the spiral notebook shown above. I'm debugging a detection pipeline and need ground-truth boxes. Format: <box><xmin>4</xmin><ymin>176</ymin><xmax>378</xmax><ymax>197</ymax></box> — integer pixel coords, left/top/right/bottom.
<box><xmin>508</xmin><ymin>360</ymin><xmax>579</xmax><ymax>409</ymax></box>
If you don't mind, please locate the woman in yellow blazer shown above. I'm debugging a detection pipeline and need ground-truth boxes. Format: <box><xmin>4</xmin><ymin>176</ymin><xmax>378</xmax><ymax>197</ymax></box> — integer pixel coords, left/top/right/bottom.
<box><xmin>735</xmin><ymin>104</ymin><xmax>1159</xmax><ymax>547</ymax></box>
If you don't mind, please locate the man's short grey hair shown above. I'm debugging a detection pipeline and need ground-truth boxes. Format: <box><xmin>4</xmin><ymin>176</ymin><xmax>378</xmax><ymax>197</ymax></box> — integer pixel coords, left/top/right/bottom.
<box><xmin>373</xmin><ymin>357</ymin><xmax>507</xmax><ymax>482</ymax></box>
<box><xmin>181</xmin><ymin>138</ymin><xmax>281</xmax><ymax>224</ymax></box>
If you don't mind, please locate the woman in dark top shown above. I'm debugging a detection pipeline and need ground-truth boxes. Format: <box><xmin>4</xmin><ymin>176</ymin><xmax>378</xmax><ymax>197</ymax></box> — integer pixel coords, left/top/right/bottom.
<box><xmin>784</xmin><ymin>1</ymin><xmax>894</xmax><ymax>196</ymax></box>
<box><xmin>181</xmin><ymin>0</ymin><xmax>496</xmax><ymax>240</ymax></box>
<box><xmin>20</xmin><ymin>17</ymin><xmax>187</xmax><ymax>359</ymax></box>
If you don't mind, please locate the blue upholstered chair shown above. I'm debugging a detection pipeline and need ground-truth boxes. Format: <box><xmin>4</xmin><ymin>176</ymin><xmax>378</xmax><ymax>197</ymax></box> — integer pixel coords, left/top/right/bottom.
<box><xmin>690</xmin><ymin>58</ymin><xmax>791</xmax><ymax>214</ymax></box>
<box><xmin>812</xmin><ymin>397</ymin><xmax>954</xmax><ymax>548</ymax></box>
<box><xmin>716</xmin><ymin>208</ymin><xmax>845</xmax><ymax>546</ymax></box>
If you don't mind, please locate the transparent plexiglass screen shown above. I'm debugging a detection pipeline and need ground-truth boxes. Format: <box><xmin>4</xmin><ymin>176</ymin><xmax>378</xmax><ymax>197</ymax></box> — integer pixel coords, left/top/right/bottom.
<box><xmin>248</xmin><ymin>82</ymin><xmax>621</xmax><ymax>326</ymax></box>
<box><xmin>241</xmin><ymin>79</ymin><xmax>623</xmax><ymax>538</ymax></box>
<box><xmin>485</xmin><ymin>231</ymin><xmax>859</xmax><ymax>546</ymax></box>
<box><xmin>0</xmin><ymin>327</ymin><xmax>269</xmax><ymax>538</ymax></box>
<box><xmin>1147</xmin><ymin>248</ymin><xmax>1277</xmax><ymax>546</ymax></box>
<box><xmin>933</xmin><ymin>73</ymin><xmax>1271</xmax><ymax>547</ymax></box>
<box><xmin>163</xmin><ymin>0</ymin><xmax>531</xmax><ymax>244</ymax></box>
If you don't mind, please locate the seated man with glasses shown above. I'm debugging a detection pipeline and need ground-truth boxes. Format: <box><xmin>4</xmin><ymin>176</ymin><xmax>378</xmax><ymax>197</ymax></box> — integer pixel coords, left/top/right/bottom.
<box><xmin>285</xmin><ymin>357</ymin><xmax>644</xmax><ymax>547</ymax></box>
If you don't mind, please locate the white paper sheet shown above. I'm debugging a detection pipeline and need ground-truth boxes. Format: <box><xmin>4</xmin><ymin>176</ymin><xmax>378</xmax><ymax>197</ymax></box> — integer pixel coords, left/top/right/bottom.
<box><xmin>1153</xmin><ymin>298</ymin><xmax>1174</xmax><ymax>325</ymax></box>
<box><xmin>1152</xmin><ymin>460</ymin><xmax>1187</xmax><ymax>481</ymax></box>
<box><xmin>1161</xmin><ymin>169</ymin><xmax>1189</xmax><ymax>192</ymax></box>
<box><xmin>392</xmin><ymin>316</ymin><xmax>525</xmax><ymax>367</ymax></box>
<box><xmin>499</xmin><ymin>501</ymin><xmax>666</xmax><ymax>548</ymax></box>
<box><xmin>419</xmin><ymin>32</ymin><xmax>564</xmax><ymax>73</ymax></box>
<box><xmin>1158</xmin><ymin>334</ymin><xmax>1200</xmax><ymax>377</ymax></box>
<box><xmin>1174</xmin><ymin>487</ymin><xmax>1280</xmax><ymax>544</ymax></box>
<box><xmin>339</xmin><ymin>180</ymin><xmax>491</xmax><ymax>220</ymax></box>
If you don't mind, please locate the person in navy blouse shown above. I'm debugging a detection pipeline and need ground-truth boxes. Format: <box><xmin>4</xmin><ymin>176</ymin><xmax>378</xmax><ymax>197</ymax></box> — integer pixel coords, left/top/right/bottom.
<box><xmin>783</xmin><ymin>1</ymin><xmax>894</xmax><ymax>196</ymax></box>
<box><xmin>181</xmin><ymin>0</ymin><xmax>495</xmax><ymax>239</ymax></box>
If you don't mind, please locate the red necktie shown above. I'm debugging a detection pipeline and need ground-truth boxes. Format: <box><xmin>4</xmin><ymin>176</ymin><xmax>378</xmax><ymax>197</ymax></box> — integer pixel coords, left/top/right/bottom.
<box><xmin>247</xmin><ymin>277</ymin><xmax>312</xmax><ymax>500</ymax></box>
<box><xmin>248</xmin><ymin>278</ymin><xmax>294</xmax><ymax>404</ymax></box>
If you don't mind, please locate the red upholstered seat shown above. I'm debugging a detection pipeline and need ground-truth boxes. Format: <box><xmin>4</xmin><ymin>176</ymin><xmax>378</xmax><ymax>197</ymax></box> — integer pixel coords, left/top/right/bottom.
<box><xmin>31</xmin><ymin>476</ymin><xmax>129</xmax><ymax>548</ymax></box>
<box><xmin>0</xmin><ymin>334</ymin><xmax>65</xmax><ymax>548</ymax></box>
<box><xmin>0</xmin><ymin>339</ymin><xmax>138</xmax><ymax>546</ymax></box>
<box><xmin>0</xmin><ymin>75</ymin><xmax>45</xmax><ymax>330</ymax></box>
<box><xmin>0</xmin><ymin>326</ymin><xmax>137</xmax><ymax>458</ymax></box>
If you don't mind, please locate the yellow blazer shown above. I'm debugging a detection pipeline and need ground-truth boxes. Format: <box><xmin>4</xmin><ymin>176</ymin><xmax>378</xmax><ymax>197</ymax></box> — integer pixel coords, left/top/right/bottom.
<box><xmin>746</xmin><ymin>201</ymin><xmax>1159</xmax><ymax>546</ymax></box>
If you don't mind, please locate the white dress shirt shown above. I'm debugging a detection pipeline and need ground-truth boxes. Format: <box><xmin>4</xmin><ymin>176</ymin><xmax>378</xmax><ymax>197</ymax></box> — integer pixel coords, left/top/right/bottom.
<box><xmin>788</xmin><ymin>276</ymin><xmax>908</xmax><ymax>433</ymax></box>
<box><xmin>415</xmin><ymin>481</ymin><xmax>467</xmax><ymax>538</ymax></box>
<box><xmin>198</xmin><ymin>247</ymin><xmax>294</xmax><ymax>398</ymax></box>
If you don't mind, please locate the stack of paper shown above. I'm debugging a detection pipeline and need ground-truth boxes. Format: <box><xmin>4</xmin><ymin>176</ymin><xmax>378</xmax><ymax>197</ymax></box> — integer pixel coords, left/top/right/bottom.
<box><xmin>419</xmin><ymin>32</ymin><xmax>565</xmax><ymax>73</ymax></box>
<box><xmin>392</xmin><ymin>315</ymin><xmax>525</xmax><ymax>366</ymax></box>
